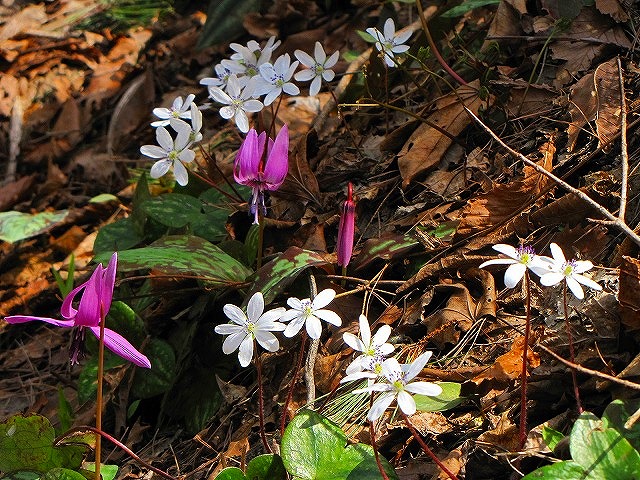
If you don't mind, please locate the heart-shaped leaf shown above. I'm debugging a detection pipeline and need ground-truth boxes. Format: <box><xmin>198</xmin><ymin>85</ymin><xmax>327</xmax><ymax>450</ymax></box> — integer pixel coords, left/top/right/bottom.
<box><xmin>414</xmin><ymin>382</ymin><xmax>464</xmax><ymax>412</ymax></box>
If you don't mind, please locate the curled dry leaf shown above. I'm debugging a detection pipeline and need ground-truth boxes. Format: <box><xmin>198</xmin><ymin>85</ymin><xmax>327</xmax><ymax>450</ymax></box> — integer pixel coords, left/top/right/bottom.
<box><xmin>473</xmin><ymin>336</ymin><xmax>540</xmax><ymax>385</ymax></box>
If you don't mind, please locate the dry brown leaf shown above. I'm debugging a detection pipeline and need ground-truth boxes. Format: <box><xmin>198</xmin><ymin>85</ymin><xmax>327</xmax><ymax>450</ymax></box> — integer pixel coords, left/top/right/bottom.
<box><xmin>454</xmin><ymin>137</ymin><xmax>555</xmax><ymax>238</ymax></box>
<box><xmin>619</xmin><ymin>256</ymin><xmax>640</xmax><ymax>332</ymax></box>
<box><xmin>397</xmin><ymin>80</ymin><xmax>488</xmax><ymax>186</ymax></box>
<box><xmin>0</xmin><ymin>3</ymin><xmax>46</xmax><ymax>40</ymax></box>
<box><xmin>596</xmin><ymin>0</ymin><xmax>629</xmax><ymax>21</ymax></box>
<box><xmin>473</xmin><ymin>336</ymin><xmax>540</xmax><ymax>384</ymax></box>
<box><xmin>0</xmin><ymin>174</ymin><xmax>36</xmax><ymax>211</ymax></box>
<box><xmin>477</xmin><ymin>412</ymin><xmax>520</xmax><ymax>452</ymax></box>
<box><xmin>594</xmin><ymin>58</ymin><xmax>622</xmax><ymax>150</ymax></box>
<box><xmin>567</xmin><ymin>72</ymin><xmax>597</xmax><ymax>151</ymax></box>
<box><xmin>485</xmin><ymin>0</ymin><xmax>524</xmax><ymax>44</ymax></box>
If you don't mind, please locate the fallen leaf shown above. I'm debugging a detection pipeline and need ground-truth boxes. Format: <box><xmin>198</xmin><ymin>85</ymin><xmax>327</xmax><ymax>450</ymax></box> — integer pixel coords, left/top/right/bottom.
<box><xmin>619</xmin><ymin>256</ymin><xmax>640</xmax><ymax>332</ymax></box>
<box><xmin>473</xmin><ymin>336</ymin><xmax>541</xmax><ymax>384</ymax></box>
<box><xmin>594</xmin><ymin>58</ymin><xmax>622</xmax><ymax>150</ymax></box>
<box><xmin>596</xmin><ymin>0</ymin><xmax>629</xmax><ymax>22</ymax></box>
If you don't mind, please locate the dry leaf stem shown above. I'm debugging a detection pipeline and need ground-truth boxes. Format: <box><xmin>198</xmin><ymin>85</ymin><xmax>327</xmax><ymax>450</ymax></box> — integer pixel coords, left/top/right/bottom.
<box><xmin>464</xmin><ymin>107</ymin><xmax>640</xmax><ymax>247</ymax></box>
<box><xmin>617</xmin><ymin>56</ymin><xmax>629</xmax><ymax>223</ymax></box>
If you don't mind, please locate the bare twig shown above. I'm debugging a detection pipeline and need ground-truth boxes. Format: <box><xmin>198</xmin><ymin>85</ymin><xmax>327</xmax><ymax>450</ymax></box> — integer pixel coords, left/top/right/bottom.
<box><xmin>464</xmin><ymin>107</ymin><xmax>640</xmax><ymax>247</ymax></box>
<box><xmin>305</xmin><ymin>274</ymin><xmax>319</xmax><ymax>405</ymax></box>
<box><xmin>617</xmin><ymin>56</ymin><xmax>629</xmax><ymax>222</ymax></box>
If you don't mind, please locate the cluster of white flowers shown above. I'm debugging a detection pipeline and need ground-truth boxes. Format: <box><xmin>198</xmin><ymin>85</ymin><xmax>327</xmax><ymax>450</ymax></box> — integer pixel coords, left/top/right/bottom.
<box><xmin>480</xmin><ymin>242</ymin><xmax>602</xmax><ymax>299</ymax></box>
<box><xmin>200</xmin><ymin>36</ymin><xmax>339</xmax><ymax>132</ymax></box>
<box><xmin>215</xmin><ymin>289</ymin><xmax>444</xmax><ymax>422</ymax></box>
<box><xmin>140</xmin><ymin>94</ymin><xmax>203</xmax><ymax>186</ymax></box>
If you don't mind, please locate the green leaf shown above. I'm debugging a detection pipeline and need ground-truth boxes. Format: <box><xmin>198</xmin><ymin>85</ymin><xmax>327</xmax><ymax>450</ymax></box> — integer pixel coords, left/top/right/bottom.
<box><xmin>106</xmin><ymin>301</ymin><xmax>147</xmax><ymax>347</ymax></box>
<box><xmin>132</xmin><ymin>339</ymin><xmax>176</xmax><ymax>399</ymax></box>
<box><xmin>281</xmin><ymin>410</ymin><xmax>398</xmax><ymax>480</ymax></box>
<box><xmin>0</xmin><ymin>415</ymin><xmax>86</xmax><ymax>473</ymax></box>
<box><xmin>414</xmin><ymin>382</ymin><xmax>463</xmax><ymax>412</ymax></box>
<box><xmin>197</xmin><ymin>0</ymin><xmax>260</xmax><ymax>49</ymax></box>
<box><xmin>213</xmin><ymin>468</ymin><xmax>246</xmax><ymax>480</ymax></box>
<box><xmin>354</xmin><ymin>234</ymin><xmax>420</xmax><ymax>270</ymax></box>
<box><xmin>0</xmin><ymin>210</ymin><xmax>68</xmax><ymax>243</ymax></box>
<box><xmin>94</xmin><ymin>217</ymin><xmax>144</xmax><ymax>254</ymax></box>
<box><xmin>141</xmin><ymin>193</ymin><xmax>203</xmax><ymax>228</ymax></box>
<box><xmin>602</xmin><ymin>399</ymin><xmax>640</xmax><ymax>452</ymax></box>
<box><xmin>56</xmin><ymin>387</ymin><xmax>74</xmax><ymax>433</ymax></box>
<box><xmin>84</xmin><ymin>463</ymin><xmax>118</xmax><ymax>480</ymax></box>
<box><xmin>441</xmin><ymin>0</ymin><xmax>501</xmax><ymax>17</ymax></box>
<box><xmin>248</xmin><ymin>247</ymin><xmax>330</xmax><ymax>304</ymax></box>
<box><xmin>356</xmin><ymin>30</ymin><xmax>377</xmax><ymax>43</ymax></box>
<box><xmin>245</xmin><ymin>454</ymin><xmax>286</xmax><ymax>480</ymax></box>
<box><xmin>521</xmin><ymin>461</ymin><xmax>586</xmax><ymax>479</ymax></box>
<box><xmin>244</xmin><ymin>223</ymin><xmax>260</xmax><ymax>267</ymax></box>
<box><xmin>542</xmin><ymin>426</ymin><xmax>565</xmax><ymax>452</ymax></box>
<box><xmin>2</xmin><ymin>471</ymin><xmax>41</xmax><ymax>480</ymax></box>
<box><xmin>41</xmin><ymin>468</ymin><xmax>87</xmax><ymax>480</ymax></box>
<box><xmin>89</xmin><ymin>194</ymin><xmax>119</xmax><ymax>204</ymax></box>
<box><xmin>77</xmin><ymin>355</ymin><xmax>125</xmax><ymax>404</ymax></box>
<box><xmin>570</xmin><ymin>412</ymin><xmax>640</xmax><ymax>479</ymax></box>
<box><xmin>95</xmin><ymin>235</ymin><xmax>252</xmax><ymax>287</ymax></box>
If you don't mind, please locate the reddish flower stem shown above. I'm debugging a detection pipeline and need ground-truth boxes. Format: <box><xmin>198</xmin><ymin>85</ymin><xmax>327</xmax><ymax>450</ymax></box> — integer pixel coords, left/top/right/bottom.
<box><xmin>280</xmin><ymin>331</ymin><xmax>307</xmax><ymax>436</ymax></box>
<box><xmin>255</xmin><ymin>349</ymin><xmax>272</xmax><ymax>453</ymax></box>
<box><xmin>401</xmin><ymin>412</ymin><xmax>459</xmax><ymax>480</ymax></box>
<box><xmin>369</xmin><ymin>419</ymin><xmax>390</xmax><ymax>480</ymax></box>
<box><xmin>563</xmin><ymin>282</ymin><xmax>583</xmax><ymax>413</ymax></box>
<box><xmin>519</xmin><ymin>272</ymin><xmax>531</xmax><ymax>449</ymax></box>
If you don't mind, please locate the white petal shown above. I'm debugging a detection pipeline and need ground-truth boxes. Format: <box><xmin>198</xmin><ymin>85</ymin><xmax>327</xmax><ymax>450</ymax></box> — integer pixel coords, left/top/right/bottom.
<box><xmin>223</xmin><ymin>304</ymin><xmax>248</xmax><ymax>325</ymax></box>
<box><xmin>479</xmin><ymin>258</ymin><xmax>517</xmax><ymax>268</ymax></box>
<box><xmin>306</xmin><ymin>317</ymin><xmax>323</xmax><ymax>339</ymax></box>
<box><xmin>179</xmin><ymin>149</ymin><xmax>195</xmax><ymax>164</ymax></box>
<box><xmin>287</xmin><ymin>297</ymin><xmax>304</xmax><ymax>309</ymax></box>
<box><xmin>492</xmin><ymin>244</ymin><xmax>519</xmax><ymax>259</ymax></box>
<box><xmin>574</xmin><ymin>260</ymin><xmax>594</xmax><ymax>274</ymax></box>
<box><xmin>215</xmin><ymin>323</ymin><xmax>243</xmax><ymax>335</ymax></box>
<box><xmin>295</xmin><ymin>69</ymin><xmax>316</xmax><ymax>82</ymax></box>
<box><xmin>566</xmin><ymin>277</ymin><xmax>584</xmax><ymax>299</ymax></box>
<box><xmin>397</xmin><ymin>390</ymin><xmax>417</xmax><ymax>415</ymax></box>
<box><xmin>234</xmin><ymin>110</ymin><xmax>250</xmax><ymax>133</ymax></box>
<box><xmin>540</xmin><ymin>272</ymin><xmax>564</xmax><ymax>287</ymax></box>
<box><xmin>504</xmin><ymin>263</ymin><xmax>526</xmax><ymax>288</ymax></box>
<box><xmin>383</xmin><ymin>18</ymin><xmax>395</xmax><ymax>40</ymax></box>
<box><xmin>309</xmin><ymin>76</ymin><xmax>321</xmax><ymax>96</ymax></box>
<box><xmin>550</xmin><ymin>243</ymin><xmax>566</xmax><ymax>264</ymax></box>
<box><xmin>284</xmin><ymin>316</ymin><xmax>305</xmax><ymax>338</ymax></box>
<box><xmin>314</xmin><ymin>310</ymin><xmax>342</xmax><ymax>326</ymax></box>
<box><xmin>243</xmin><ymin>99</ymin><xmax>264</xmax><ymax>113</ymax></box>
<box><xmin>325</xmin><ymin>50</ymin><xmax>340</xmax><ymax>68</ymax></box>
<box><xmin>358</xmin><ymin>314</ymin><xmax>372</xmax><ymax>347</ymax></box>
<box><xmin>150</xmin><ymin>160</ymin><xmax>171</xmax><ymax>179</ymax></box>
<box><xmin>372</xmin><ymin>324</ymin><xmax>391</xmax><ymax>347</ymax></box>
<box><xmin>140</xmin><ymin>145</ymin><xmax>168</xmax><ymax>158</ymax></box>
<box><xmin>263</xmin><ymin>89</ymin><xmax>280</xmax><ymax>106</ymax></box>
<box><xmin>379</xmin><ymin>344</ymin><xmax>395</xmax><ymax>356</ymax></box>
<box><xmin>405</xmin><ymin>351</ymin><xmax>432</xmax><ymax>381</ymax></box>
<box><xmin>343</xmin><ymin>332</ymin><xmax>365</xmax><ymax>352</ymax></box>
<box><xmin>156</xmin><ymin>126</ymin><xmax>173</xmax><ymax>151</ymax></box>
<box><xmin>394</xmin><ymin>30</ymin><xmax>413</xmax><ymax>45</ymax></box>
<box><xmin>391</xmin><ymin>44</ymin><xmax>410</xmax><ymax>54</ymax></box>
<box><xmin>255</xmin><ymin>330</ymin><xmax>280</xmax><ymax>352</ymax></box>
<box><xmin>573</xmin><ymin>274</ymin><xmax>602</xmax><ymax>291</ymax></box>
<box><xmin>279</xmin><ymin>310</ymin><xmax>302</xmax><ymax>323</ymax></box>
<box><xmin>368</xmin><ymin>392</ymin><xmax>396</xmax><ymax>421</ymax></box>
<box><xmin>238</xmin><ymin>335</ymin><xmax>254</xmax><ymax>367</ymax></box>
<box><xmin>282</xmin><ymin>83</ymin><xmax>300</xmax><ymax>96</ymax></box>
<box><xmin>345</xmin><ymin>356</ymin><xmax>366</xmax><ymax>375</ymax></box>
<box><xmin>208</xmin><ymin>86</ymin><xmax>231</xmax><ymax>105</ymax></box>
<box><xmin>294</xmin><ymin>50</ymin><xmax>315</xmax><ymax>67</ymax></box>
<box><xmin>219</xmin><ymin>105</ymin><xmax>235</xmax><ymax>120</ymax></box>
<box><xmin>405</xmin><ymin>381</ymin><xmax>443</xmax><ymax>397</ymax></box>
<box><xmin>259</xmin><ymin>307</ymin><xmax>287</xmax><ymax>324</ymax></box>
<box><xmin>173</xmin><ymin>159</ymin><xmax>189</xmax><ymax>186</ymax></box>
<box><xmin>313</xmin><ymin>42</ymin><xmax>326</xmax><ymax>62</ymax></box>
<box><xmin>247</xmin><ymin>292</ymin><xmax>265</xmax><ymax>323</ymax></box>
<box><xmin>312</xmin><ymin>289</ymin><xmax>336</xmax><ymax>309</ymax></box>
<box><xmin>321</xmin><ymin>70</ymin><xmax>335</xmax><ymax>81</ymax></box>
<box><xmin>342</xmin><ymin>369</ymin><xmax>377</xmax><ymax>383</ymax></box>
<box><xmin>222</xmin><ymin>330</ymin><xmax>247</xmax><ymax>354</ymax></box>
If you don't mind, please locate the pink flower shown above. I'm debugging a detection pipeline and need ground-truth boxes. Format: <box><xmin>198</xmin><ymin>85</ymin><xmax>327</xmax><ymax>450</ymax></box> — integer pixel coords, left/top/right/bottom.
<box><xmin>337</xmin><ymin>183</ymin><xmax>355</xmax><ymax>266</ymax></box>
<box><xmin>234</xmin><ymin>125</ymin><xmax>289</xmax><ymax>223</ymax></box>
<box><xmin>4</xmin><ymin>253</ymin><xmax>151</xmax><ymax>368</ymax></box>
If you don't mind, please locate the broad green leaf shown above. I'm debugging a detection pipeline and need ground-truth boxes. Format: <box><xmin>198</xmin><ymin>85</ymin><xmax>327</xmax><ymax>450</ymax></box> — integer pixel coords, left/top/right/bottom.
<box><xmin>354</xmin><ymin>234</ymin><xmax>420</xmax><ymax>270</ymax></box>
<box><xmin>244</xmin><ymin>223</ymin><xmax>260</xmax><ymax>267</ymax></box>
<box><xmin>56</xmin><ymin>387</ymin><xmax>74</xmax><ymax>433</ymax></box>
<box><xmin>94</xmin><ymin>217</ymin><xmax>144</xmax><ymax>254</ymax></box>
<box><xmin>414</xmin><ymin>382</ymin><xmax>463</xmax><ymax>412</ymax></box>
<box><xmin>95</xmin><ymin>235</ymin><xmax>252</xmax><ymax>287</ymax></box>
<box><xmin>84</xmin><ymin>463</ymin><xmax>118</xmax><ymax>480</ymax></box>
<box><xmin>441</xmin><ymin>0</ymin><xmax>501</xmax><ymax>17</ymax></box>
<box><xmin>2</xmin><ymin>472</ymin><xmax>40</xmax><ymax>480</ymax></box>
<box><xmin>41</xmin><ymin>468</ymin><xmax>87</xmax><ymax>480</ymax></box>
<box><xmin>77</xmin><ymin>354</ymin><xmax>125</xmax><ymax>404</ymax></box>
<box><xmin>602</xmin><ymin>399</ymin><xmax>640</xmax><ymax>452</ymax></box>
<box><xmin>132</xmin><ymin>339</ymin><xmax>176</xmax><ymax>399</ymax></box>
<box><xmin>213</xmin><ymin>468</ymin><xmax>245</xmax><ymax>480</ymax></box>
<box><xmin>521</xmin><ymin>461</ymin><xmax>585</xmax><ymax>479</ymax></box>
<box><xmin>281</xmin><ymin>410</ymin><xmax>398</xmax><ymax>480</ymax></box>
<box><xmin>542</xmin><ymin>425</ymin><xmax>565</xmax><ymax>452</ymax></box>
<box><xmin>197</xmin><ymin>0</ymin><xmax>260</xmax><ymax>49</ymax></box>
<box><xmin>141</xmin><ymin>193</ymin><xmax>203</xmax><ymax>228</ymax></box>
<box><xmin>0</xmin><ymin>210</ymin><xmax>67</xmax><ymax>243</ymax></box>
<box><xmin>106</xmin><ymin>301</ymin><xmax>147</xmax><ymax>347</ymax></box>
<box><xmin>570</xmin><ymin>412</ymin><xmax>640</xmax><ymax>479</ymax></box>
<box><xmin>356</xmin><ymin>30</ymin><xmax>377</xmax><ymax>43</ymax></box>
<box><xmin>245</xmin><ymin>454</ymin><xmax>286</xmax><ymax>480</ymax></box>
<box><xmin>248</xmin><ymin>247</ymin><xmax>330</xmax><ymax>304</ymax></box>
<box><xmin>89</xmin><ymin>194</ymin><xmax>119</xmax><ymax>204</ymax></box>
<box><xmin>0</xmin><ymin>415</ymin><xmax>85</xmax><ymax>473</ymax></box>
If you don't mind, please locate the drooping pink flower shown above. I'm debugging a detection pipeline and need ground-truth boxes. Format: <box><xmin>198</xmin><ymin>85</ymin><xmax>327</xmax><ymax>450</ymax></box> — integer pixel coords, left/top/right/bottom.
<box><xmin>234</xmin><ymin>125</ymin><xmax>289</xmax><ymax>223</ymax></box>
<box><xmin>4</xmin><ymin>253</ymin><xmax>151</xmax><ymax>368</ymax></box>
<box><xmin>337</xmin><ymin>182</ymin><xmax>355</xmax><ymax>267</ymax></box>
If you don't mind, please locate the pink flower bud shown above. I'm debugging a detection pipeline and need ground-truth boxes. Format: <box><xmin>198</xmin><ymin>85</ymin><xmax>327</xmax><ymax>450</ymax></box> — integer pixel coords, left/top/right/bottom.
<box><xmin>337</xmin><ymin>183</ymin><xmax>355</xmax><ymax>267</ymax></box>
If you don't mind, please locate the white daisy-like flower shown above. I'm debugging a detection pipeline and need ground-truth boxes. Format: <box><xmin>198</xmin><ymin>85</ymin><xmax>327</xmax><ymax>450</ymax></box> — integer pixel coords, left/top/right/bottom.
<box><xmin>539</xmin><ymin>243</ymin><xmax>602</xmax><ymax>300</ymax></box>
<box><xmin>151</xmin><ymin>94</ymin><xmax>195</xmax><ymax>127</ymax></box>
<box><xmin>343</xmin><ymin>314</ymin><xmax>394</xmax><ymax>377</ymax></box>
<box><xmin>294</xmin><ymin>42</ymin><xmax>340</xmax><ymax>96</ymax></box>
<box><xmin>200</xmin><ymin>63</ymin><xmax>244</xmax><ymax>90</ymax></box>
<box><xmin>479</xmin><ymin>244</ymin><xmax>553</xmax><ymax>288</ymax></box>
<box><xmin>365</xmin><ymin>18</ymin><xmax>412</xmax><ymax>68</ymax></box>
<box><xmin>140</xmin><ymin>118</ymin><xmax>196</xmax><ymax>186</ymax></box>
<box><xmin>255</xmin><ymin>54</ymin><xmax>300</xmax><ymax>106</ymax></box>
<box><xmin>279</xmin><ymin>288</ymin><xmax>341</xmax><ymax>339</ymax></box>
<box><xmin>222</xmin><ymin>37</ymin><xmax>278</xmax><ymax>80</ymax></box>
<box><xmin>214</xmin><ymin>292</ymin><xmax>286</xmax><ymax>367</ymax></box>
<box><xmin>353</xmin><ymin>352</ymin><xmax>443</xmax><ymax>421</ymax></box>
<box><xmin>207</xmin><ymin>75</ymin><xmax>264</xmax><ymax>133</ymax></box>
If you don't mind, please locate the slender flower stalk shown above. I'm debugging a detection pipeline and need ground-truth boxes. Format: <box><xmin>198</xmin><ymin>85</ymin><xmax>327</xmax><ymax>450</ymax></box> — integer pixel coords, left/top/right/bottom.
<box><xmin>234</xmin><ymin>125</ymin><xmax>289</xmax><ymax>224</ymax></box>
<box><xmin>337</xmin><ymin>183</ymin><xmax>355</xmax><ymax>271</ymax></box>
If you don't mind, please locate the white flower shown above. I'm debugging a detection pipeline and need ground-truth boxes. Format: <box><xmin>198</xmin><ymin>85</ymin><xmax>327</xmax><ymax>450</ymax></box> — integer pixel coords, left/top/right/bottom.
<box><xmin>343</xmin><ymin>314</ymin><xmax>394</xmax><ymax>377</ymax></box>
<box><xmin>223</xmin><ymin>37</ymin><xmax>278</xmax><ymax>80</ymax></box>
<box><xmin>294</xmin><ymin>42</ymin><xmax>339</xmax><ymax>96</ymax></box>
<box><xmin>200</xmin><ymin>63</ymin><xmax>242</xmax><ymax>90</ymax></box>
<box><xmin>151</xmin><ymin>94</ymin><xmax>195</xmax><ymax>127</ymax></box>
<box><xmin>208</xmin><ymin>75</ymin><xmax>264</xmax><ymax>133</ymax></box>
<box><xmin>214</xmin><ymin>292</ymin><xmax>286</xmax><ymax>367</ymax></box>
<box><xmin>140</xmin><ymin>118</ymin><xmax>195</xmax><ymax>186</ymax></box>
<box><xmin>539</xmin><ymin>243</ymin><xmax>602</xmax><ymax>300</ymax></box>
<box><xmin>189</xmin><ymin>103</ymin><xmax>203</xmax><ymax>144</ymax></box>
<box><xmin>479</xmin><ymin>244</ymin><xmax>553</xmax><ymax>288</ymax></box>
<box><xmin>365</xmin><ymin>18</ymin><xmax>412</xmax><ymax>67</ymax></box>
<box><xmin>279</xmin><ymin>288</ymin><xmax>341</xmax><ymax>339</ymax></box>
<box><xmin>255</xmin><ymin>54</ymin><xmax>300</xmax><ymax>106</ymax></box>
<box><xmin>354</xmin><ymin>352</ymin><xmax>442</xmax><ymax>421</ymax></box>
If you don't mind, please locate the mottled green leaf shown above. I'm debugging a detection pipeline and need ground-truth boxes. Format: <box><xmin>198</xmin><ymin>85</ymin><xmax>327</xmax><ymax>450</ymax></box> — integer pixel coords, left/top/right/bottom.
<box><xmin>141</xmin><ymin>193</ymin><xmax>203</xmax><ymax>228</ymax></box>
<box><xmin>197</xmin><ymin>0</ymin><xmax>260</xmax><ymax>49</ymax></box>
<box><xmin>248</xmin><ymin>247</ymin><xmax>330</xmax><ymax>304</ymax></box>
<box><xmin>77</xmin><ymin>355</ymin><xmax>125</xmax><ymax>404</ymax></box>
<box><xmin>441</xmin><ymin>0</ymin><xmax>501</xmax><ymax>17</ymax></box>
<box><xmin>41</xmin><ymin>468</ymin><xmax>87</xmax><ymax>480</ymax></box>
<box><xmin>0</xmin><ymin>210</ymin><xmax>67</xmax><ymax>243</ymax></box>
<box><xmin>95</xmin><ymin>235</ymin><xmax>252</xmax><ymax>287</ymax></box>
<box><xmin>132</xmin><ymin>339</ymin><xmax>176</xmax><ymax>398</ymax></box>
<box><xmin>94</xmin><ymin>217</ymin><xmax>144</xmax><ymax>254</ymax></box>
<box><xmin>354</xmin><ymin>234</ymin><xmax>420</xmax><ymax>270</ymax></box>
<box><xmin>89</xmin><ymin>194</ymin><xmax>119</xmax><ymax>204</ymax></box>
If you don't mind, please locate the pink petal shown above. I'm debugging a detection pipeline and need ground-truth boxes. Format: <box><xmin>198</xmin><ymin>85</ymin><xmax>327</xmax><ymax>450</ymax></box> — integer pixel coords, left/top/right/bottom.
<box><xmin>90</xmin><ymin>326</ymin><xmax>151</xmax><ymax>368</ymax></box>
<box><xmin>74</xmin><ymin>267</ymin><xmax>103</xmax><ymax>327</ymax></box>
<box><xmin>4</xmin><ymin>315</ymin><xmax>75</xmax><ymax>328</ymax></box>
<box><xmin>337</xmin><ymin>183</ymin><xmax>355</xmax><ymax>266</ymax></box>
<box><xmin>263</xmin><ymin>125</ymin><xmax>289</xmax><ymax>189</ymax></box>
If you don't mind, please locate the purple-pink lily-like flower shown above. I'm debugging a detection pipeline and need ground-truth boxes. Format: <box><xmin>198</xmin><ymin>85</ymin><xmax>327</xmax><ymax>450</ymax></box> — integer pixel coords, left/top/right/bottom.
<box><xmin>4</xmin><ymin>253</ymin><xmax>151</xmax><ymax>368</ymax></box>
<box><xmin>234</xmin><ymin>125</ymin><xmax>289</xmax><ymax>224</ymax></box>
<box><xmin>337</xmin><ymin>182</ymin><xmax>355</xmax><ymax>267</ymax></box>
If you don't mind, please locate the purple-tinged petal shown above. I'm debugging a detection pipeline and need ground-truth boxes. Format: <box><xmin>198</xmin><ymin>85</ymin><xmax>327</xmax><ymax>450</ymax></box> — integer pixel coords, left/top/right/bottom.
<box><xmin>89</xmin><ymin>326</ymin><xmax>151</xmax><ymax>368</ymax></box>
<box><xmin>337</xmin><ymin>183</ymin><xmax>355</xmax><ymax>266</ymax></box>
<box><xmin>234</xmin><ymin>129</ymin><xmax>261</xmax><ymax>184</ymax></box>
<box><xmin>504</xmin><ymin>262</ymin><xmax>527</xmax><ymax>288</ymax></box>
<box><xmin>101</xmin><ymin>253</ymin><xmax>117</xmax><ymax>315</ymax></box>
<box><xmin>397</xmin><ymin>390</ymin><xmax>417</xmax><ymax>415</ymax></box>
<box><xmin>61</xmin><ymin>281</ymin><xmax>86</xmax><ymax>319</ymax></box>
<box><xmin>74</xmin><ymin>266</ymin><xmax>103</xmax><ymax>327</ymax></box>
<box><xmin>263</xmin><ymin>125</ymin><xmax>289</xmax><ymax>189</ymax></box>
<box><xmin>5</xmin><ymin>315</ymin><xmax>75</xmax><ymax>328</ymax></box>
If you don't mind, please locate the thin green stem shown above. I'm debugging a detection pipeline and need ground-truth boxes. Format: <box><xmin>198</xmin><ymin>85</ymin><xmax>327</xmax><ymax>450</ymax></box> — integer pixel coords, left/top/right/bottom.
<box><xmin>563</xmin><ymin>281</ymin><xmax>583</xmax><ymax>413</ymax></box>
<box><xmin>519</xmin><ymin>272</ymin><xmax>531</xmax><ymax>449</ymax></box>
<box><xmin>95</xmin><ymin>306</ymin><xmax>105</xmax><ymax>480</ymax></box>
<box><xmin>255</xmin><ymin>348</ymin><xmax>271</xmax><ymax>453</ymax></box>
<box><xmin>401</xmin><ymin>411</ymin><xmax>459</xmax><ymax>480</ymax></box>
